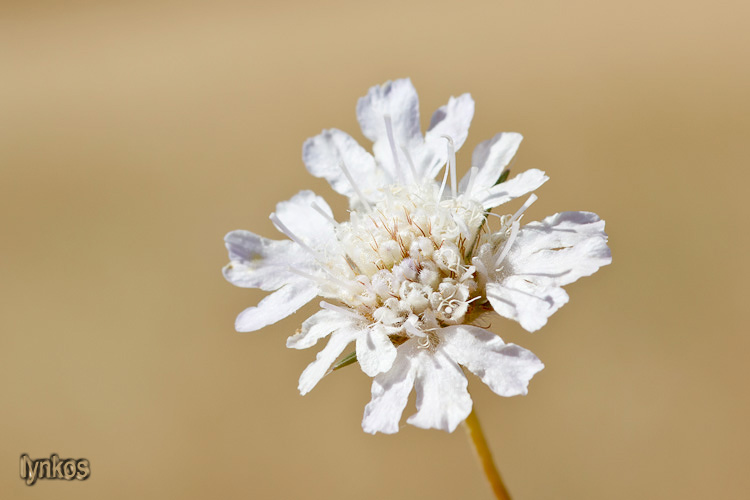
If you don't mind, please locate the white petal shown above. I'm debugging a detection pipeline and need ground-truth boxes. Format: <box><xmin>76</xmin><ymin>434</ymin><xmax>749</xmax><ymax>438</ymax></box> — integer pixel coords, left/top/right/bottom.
<box><xmin>287</xmin><ymin>308</ymin><xmax>356</xmax><ymax>349</ymax></box>
<box><xmin>302</xmin><ymin>129</ymin><xmax>385</xmax><ymax>200</ymax></box>
<box><xmin>487</xmin><ymin>279</ymin><xmax>569</xmax><ymax>332</ymax></box>
<box><xmin>406</xmin><ymin>349</ymin><xmax>472</xmax><ymax>432</ymax></box>
<box><xmin>510</xmin><ymin>211</ymin><xmax>612</xmax><ymax>287</ymax></box>
<box><xmin>272</xmin><ymin>190</ymin><xmax>336</xmax><ymax>248</ymax></box>
<box><xmin>474</xmin><ymin>168</ymin><xmax>548</xmax><ymax>210</ymax></box>
<box><xmin>298</xmin><ymin>326</ymin><xmax>360</xmax><ymax>395</ymax></box>
<box><xmin>426</xmin><ymin>93</ymin><xmax>475</xmax><ymax>149</ymax></box>
<box><xmin>485</xmin><ymin>212</ymin><xmax>610</xmax><ymax>332</ymax></box>
<box><xmin>356</xmin><ymin>328</ymin><xmax>397</xmax><ymax>377</ymax></box>
<box><xmin>223</xmin><ymin>230</ymin><xmax>312</xmax><ymax>291</ymax></box>
<box><xmin>440</xmin><ymin>325</ymin><xmax>544</xmax><ymax>396</ymax></box>
<box><xmin>421</xmin><ymin>94</ymin><xmax>475</xmax><ymax>179</ymax></box>
<box><xmin>357</xmin><ymin>78</ymin><xmax>421</xmax><ymax>147</ymax></box>
<box><xmin>234</xmin><ymin>280</ymin><xmax>318</xmax><ymax>332</ymax></box>
<box><xmin>357</xmin><ymin>79</ymin><xmax>422</xmax><ymax>182</ymax></box>
<box><xmin>362</xmin><ymin>341</ymin><xmax>418</xmax><ymax>434</ymax></box>
<box><xmin>458</xmin><ymin>132</ymin><xmax>523</xmax><ymax>195</ymax></box>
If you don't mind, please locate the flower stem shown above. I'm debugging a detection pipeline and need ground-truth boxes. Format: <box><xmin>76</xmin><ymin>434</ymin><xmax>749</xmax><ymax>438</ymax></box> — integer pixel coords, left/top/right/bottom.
<box><xmin>462</xmin><ymin>408</ymin><xmax>512</xmax><ymax>500</ymax></box>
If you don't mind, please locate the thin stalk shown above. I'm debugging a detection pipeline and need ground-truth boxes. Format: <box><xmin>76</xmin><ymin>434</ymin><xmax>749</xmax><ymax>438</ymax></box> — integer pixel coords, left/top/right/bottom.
<box><xmin>463</xmin><ymin>408</ymin><xmax>512</xmax><ymax>500</ymax></box>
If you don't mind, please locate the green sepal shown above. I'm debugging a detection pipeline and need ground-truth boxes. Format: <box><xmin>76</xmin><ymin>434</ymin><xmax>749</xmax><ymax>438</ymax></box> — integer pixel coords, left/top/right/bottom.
<box><xmin>495</xmin><ymin>169</ymin><xmax>510</xmax><ymax>185</ymax></box>
<box><xmin>332</xmin><ymin>351</ymin><xmax>358</xmax><ymax>371</ymax></box>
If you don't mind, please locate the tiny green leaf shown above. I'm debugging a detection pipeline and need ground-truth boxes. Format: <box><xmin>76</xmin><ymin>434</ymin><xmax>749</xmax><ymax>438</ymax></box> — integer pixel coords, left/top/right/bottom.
<box><xmin>332</xmin><ymin>351</ymin><xmax>358</xmax><ymax>371</ymax></box>
<box><xmin>495</xmin><ymin>169</ymin><xmax>510</xmax><ymax>185</ymax></box>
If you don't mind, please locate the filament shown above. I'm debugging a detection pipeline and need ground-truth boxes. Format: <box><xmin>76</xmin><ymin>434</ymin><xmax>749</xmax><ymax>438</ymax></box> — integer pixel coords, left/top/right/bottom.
<box><xmin>320</xmin><ymin>301</ymin><xmax>362</xmax><ymax>318</ymax></box>
<box><xmin>495</xmin><ymin>221</ymin><xmax>520</xmax><ymax>268</ymax></box>
<box><xmin>338</xmin><ymin>161</ymin><xmax>372</xmax><ymax>211</ymax></box>
<box><xmin>384</xmin><ymin>115</ymin><xmax>404</xmax><ymax>184</ymax></box>
<box><xmin>504</xmin><ymin>194</ymin><xmax>537</xmax><ymax>231</ymax></box>
<box><xmin>270</xmin><ymin>213</ymin><xmax>315</xmax><ymax>255</ymax></box>
<box><xmin>442</xmin><ymin>135</ymin><xmax>457</xmax><ymax>198</ymax></box>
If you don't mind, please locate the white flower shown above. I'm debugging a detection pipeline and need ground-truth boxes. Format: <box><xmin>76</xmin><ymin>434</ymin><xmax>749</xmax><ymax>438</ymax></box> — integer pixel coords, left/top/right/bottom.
<box><xmin>223</xmin><ymin>78</ymin><xmax>611</xmax><ymax>434</ymax></box>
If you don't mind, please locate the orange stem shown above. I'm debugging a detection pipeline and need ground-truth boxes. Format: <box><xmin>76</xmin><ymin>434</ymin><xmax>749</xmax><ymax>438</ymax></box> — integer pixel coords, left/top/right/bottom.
<box><xmin>462</xmin><ymin>408</ymin><xmax>512</xmax><ymax>500</ymax></box>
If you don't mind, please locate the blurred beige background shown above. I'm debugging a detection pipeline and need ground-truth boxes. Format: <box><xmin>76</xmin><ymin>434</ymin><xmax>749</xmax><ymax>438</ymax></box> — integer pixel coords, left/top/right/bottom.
<box><xmin>1</xmin><ymin>0</ymin><xmax>748</xmax><ymax>498</ymax></box>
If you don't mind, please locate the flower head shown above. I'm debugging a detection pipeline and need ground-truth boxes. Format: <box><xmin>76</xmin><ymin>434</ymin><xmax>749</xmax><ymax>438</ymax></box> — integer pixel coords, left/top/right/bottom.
<box><xmin>223</xmin><ymin>79</ymin><xmax>611</xmax><ymax>433</ymax></box>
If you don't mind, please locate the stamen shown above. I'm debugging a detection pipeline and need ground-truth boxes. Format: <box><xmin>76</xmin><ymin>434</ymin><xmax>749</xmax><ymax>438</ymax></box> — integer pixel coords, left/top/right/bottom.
<box><xmin>482</xmin><ymin>212</ymin><xmax>500</xmax><ymax>234</ymax></box>
<box><xmin>310</xmin><ymin>202</ymin><xmax>338</xmax><ymax>227</ymax></box>
<box><xmin>438</xmin><ymin>159</ymin><xmax>450</xmax><ymax>200</ymax></box>
<box><xmin>286</xmin><ymin>267</ymin><xmax>328</xmax><ymax>286</ymax></box>
<box><xmin>400</xmin><ymin>145</ymin><xmax>419</xmax><ymax>182</ymax></box>
<box><xmin>338</xmin><ymin>161</ymin><xmax>372</xmax><ymax>211</ymax></box>
<box><xmin>270</xmin><ymin>213</ymin><xmax>315</xmax><ymax>255</ymax></box>
<box><xmin>287</xmin><ymin>266</ymin><xmax>359</xmax><ymax>293</ymax></box>
<box><xmin>319</xmin><ymin>301</ymin><xmax>362</xmax><ymax>319</ymax></box>
<box><xmin>343</xmin><ymin>254</ymin><xmax>362</xmax><ymax>274</ymax></box>
<box><xmin>442</xmin><ymin>135</ymin><xmax>457</xmax><ymax>198</ymax></box>
<box><xmin>504</xmin><ymin>194</ymin><xmax>538</xmax><ymax>231</ymax></box>
<box><xmin>495</xmin><ymin>221</ymin><xmax>520</xmax><ymax>268</ymax></box>
<box><xmin>384</xmin><ymin>115</ymin><xmax>404</xmax><ymax>184</ymax></box>
<box><xmin>271</xmin><ymin>214</ymin><xmax>363</xmax><ymax>290</ymax></box>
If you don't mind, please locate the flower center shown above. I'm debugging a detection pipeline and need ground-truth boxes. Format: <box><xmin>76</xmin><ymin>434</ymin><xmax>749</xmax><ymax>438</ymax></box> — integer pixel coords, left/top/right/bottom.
<box><xmin>329</xmin><ymin>182</ymin><xmax>489</xmax><ymax>343</ymax></box>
